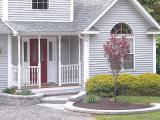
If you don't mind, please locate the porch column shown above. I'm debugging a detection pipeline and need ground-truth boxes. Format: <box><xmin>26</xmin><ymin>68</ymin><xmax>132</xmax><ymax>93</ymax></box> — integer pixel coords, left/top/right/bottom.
<box><xmin>78</xmin><ymin>35</ymin><xmax>81</xmax><ymax>85</ymax></box>
<box><xmin>38</xmin><ymin>35</ymin><xmax>41</xmax><ymax>88</ymax></box>
<box><xmin>8</xmin><ymin>34</ymin><xmax>12</xmax><ymax>87</ymax></box>
<box><xmin>58</xmin><ymin>35</ymin><xmax>62</xmax><ymax>86</ymax></box>
<box><xmin>153</xmin><ymin>35</ymin><xmax>157</xmax><ymax>73</ymax></box>
<box><xmin>83</xmin><ymin>35</ymin><xmax>89</xmax><ymax>89</ymax></box>
<box><xmin>17</xmin><ymin>35</ymin><xmax>21</xmax><ymax>89</ymax></box>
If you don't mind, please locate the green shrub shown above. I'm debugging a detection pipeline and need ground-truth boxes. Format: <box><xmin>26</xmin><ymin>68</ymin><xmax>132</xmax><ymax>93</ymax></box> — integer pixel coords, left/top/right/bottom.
<box><xmin>20</xmin><ymin>87</ymin><xmax>32</xmax><ymax>95</ymax></box>
<box><xmin>86</xmin><ymin>75</ymin><xmax>114</xmax><ymax>97</ymax></box>
<box><xmin>84</xmin><ymin>94</ymin><xmax>101</xmax><ymax>103</ymax></box>
<box><xmin>3</xmin><ymin>87</ymin><xmax>16</xmax><ymax>94</ymax></box>
<box><xmin>136</xmin><ymin>73</ymin><xmax>160</xmax><ymax>96</ymax></box>
<box><xmin>3</xmin><ymin>86</ymin><xmax>32</xmax><ymax>96</ymax></box>
<box><xmin>86</xmin><ymin>73</ymin><xmax>160</xmax><ymax>96</ymax></box>
<box><xmin>118</xmin><ymin>74</ymin><xmax>139</xmax><ymax>95</ymax></box>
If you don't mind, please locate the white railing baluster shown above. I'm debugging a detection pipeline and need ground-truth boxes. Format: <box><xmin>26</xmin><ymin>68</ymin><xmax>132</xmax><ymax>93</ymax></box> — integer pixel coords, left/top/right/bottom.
<box><xmin>62</xmin><ymin>66</ymin><xmax>64</xmax><ymax>84</ymax></box>
<box><xmin>28</xmin><ymin>67</ymin><xmax>31</xmax><ymax>86</ymax></box>
<box><xmin>71</xmin><ymin>66</ymin><xmax>73</xmax><ymax>83</ymax></box>
<box><xmin>60</xmin><ymin>64</ymin><xmax>81</xmax><ymax>85</ymax></box>
<box><xmin>66</xmin><ymin>66</ymin><xmax>68</xmax><ymax>84</ymax></box>
<box><xmin>73</xmin><ymin>65</ymin><xmax>75</xmax><ymax>83</ymax></box>
<box><xmin>11</xmin><ymin>66</ymin><xmax>39</xmax><ymax>87</ymax></box>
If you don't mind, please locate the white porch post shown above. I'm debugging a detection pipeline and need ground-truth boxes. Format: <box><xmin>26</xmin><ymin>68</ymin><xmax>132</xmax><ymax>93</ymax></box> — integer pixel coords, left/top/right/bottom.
<box><xmin>8</xmin><ymin>34</ymin><xmax>12</xmax><ymax>87</ymax></box>
<box><xmin>38</xmin><ymin>35</ymin><xmax>41</xmax><ymax>88</ymax></box>
<box><xmin>83</xmin><ymin>35</ymin><xmax>89</xmax><ymax>88</ymax></box>
<box><xmin>153</xmin><ymin>35</ymin><xmax>157</xmax><ymax>73</ymax></box>
<box><xmin>58</xmin><ymin>36</ymin><xmax>62</xmax><ymax>86</ymax></box>
<box><xmin>17</xmin><ymin>35</ymin><xmax>21</xmax><ymax>89</ymax></box>
<box><xmin>78</xmin><ymin>35</ymin><xmax>81</xmax><ymax>85</ymax></box>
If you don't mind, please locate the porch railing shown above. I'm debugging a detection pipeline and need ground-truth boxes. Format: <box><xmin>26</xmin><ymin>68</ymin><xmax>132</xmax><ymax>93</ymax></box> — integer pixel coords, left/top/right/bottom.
<box><xmin>12</xmin><ymin>65</ymin><xmax>18</xmax><ymax>82</ymax></box>
<box><xmin>61</xmin><ymin>64</ymin><xmax>80</xmax><ymax>84</ymax></box>
<box><xmin>21</xmin><ymin>66</ymin><xmax>39</xmax><ymax>86</ymax></box>
<box><xmin>12</xmin><ymin>64</ymin><xmax>81</xmax><ymax>87</ymax></box>
<box><xmin>11</xmin><ymin>65</ymin><xmax>39</xmax><ymax>87</ymax></box>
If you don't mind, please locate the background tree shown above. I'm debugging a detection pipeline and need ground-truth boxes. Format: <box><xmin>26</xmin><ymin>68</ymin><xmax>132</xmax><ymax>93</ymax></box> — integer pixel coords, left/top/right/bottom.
<box><xmin>139</xmin><ymin>0</ymin><xmax>160</xmax><ymax>23</ymax></box>
<box><xmin>103</xmin><ymin>35</ymin><xmax>130</xmax><ymax>102</ymax></box>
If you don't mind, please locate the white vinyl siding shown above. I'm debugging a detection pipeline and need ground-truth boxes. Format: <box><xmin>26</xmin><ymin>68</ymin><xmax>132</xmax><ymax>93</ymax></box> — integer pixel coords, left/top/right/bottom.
<box><xmin>0</xmin><ymin>0</ymin><xmax>2</xmax><ymax>18</ymax></box>
<box><xmin>89</xmin><ymin>0</ymin><xmax>153</xmax><ymax>76</ymax></box>
<box><xmin>8</xmin><ymin>0</ymin><xmax>71</xmax><ymax>22</ymax></box>
<box><xmin>0</xmin><ymin>34</ymin><xmax>8</xmax><ymax>89</ymax></box>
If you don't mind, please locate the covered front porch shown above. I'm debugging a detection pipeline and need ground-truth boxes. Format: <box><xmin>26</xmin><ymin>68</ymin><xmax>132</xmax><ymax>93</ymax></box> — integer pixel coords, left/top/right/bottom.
<box><xmin>9</xmin><ymin>34</ymin><xmax>86</xmax><ymax>89</ymax></box>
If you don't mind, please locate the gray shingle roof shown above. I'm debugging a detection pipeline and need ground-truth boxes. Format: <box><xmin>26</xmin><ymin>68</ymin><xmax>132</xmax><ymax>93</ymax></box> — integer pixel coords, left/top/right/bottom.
<box><xmin>147</xmin><ymin>27</ymin><xmax>160</xmax><ymax>33</ymax></box>
<box><xmin>0</xmin><ymin>20</ymin><xmax>12</xmax><ymax>33</ymax></box>
<box><xmin>6</xmin><ymin>0</ymin><xmax>113</xmax><ymax>33</ymax></box>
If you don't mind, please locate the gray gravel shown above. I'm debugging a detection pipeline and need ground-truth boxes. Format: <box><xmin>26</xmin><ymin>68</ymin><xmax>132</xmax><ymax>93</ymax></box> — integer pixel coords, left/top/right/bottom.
<box><xmin>0</xmin><ymin>105</ymin><xmax>94</xmax><ymax>120</ymax></box>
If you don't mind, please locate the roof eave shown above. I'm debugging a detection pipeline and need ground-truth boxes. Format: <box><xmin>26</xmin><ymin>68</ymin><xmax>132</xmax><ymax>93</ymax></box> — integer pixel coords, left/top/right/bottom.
<box><xmin>19</xmin><ymin>31</ymin><xmax>80</xmax><ymax>36</ymax></box>
<box><xmin>81</xmin><ymin>31</ymin><xmax>99</xmax><ymax>34</ymax></box>
<box><xmin>129</xmin><ymin>0</ymin><xmax>160</xmax><ymax>30</ymax></box>
<box><xmin>84</xmin><ymin>0</ymin><xmax>118</xmax><ymax>32</ymax></box>
<box><xmin>3</xmin><ymin>21</ymin><xmax>18</xmax><ymax>35</ymax></box>
<box><xmin>84</xmin><ymin>0</ymin><xmax>160</xmax><ymax>32</ymax></box>
<box><xmin>146</xmin><ymin>32</ymin><xmax>160</xmax><ymax>35</ymax></box>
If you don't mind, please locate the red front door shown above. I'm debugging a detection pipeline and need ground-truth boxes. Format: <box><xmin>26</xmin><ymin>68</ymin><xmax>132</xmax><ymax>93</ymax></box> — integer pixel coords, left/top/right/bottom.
<box><xmin>30</xmin><ymin>39</ymin><xmax>47</xmax><ymax>83</ymax></box>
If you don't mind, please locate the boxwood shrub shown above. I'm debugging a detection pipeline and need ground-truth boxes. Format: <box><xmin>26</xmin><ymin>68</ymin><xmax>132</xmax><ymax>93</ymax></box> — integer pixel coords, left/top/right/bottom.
<box><xmin>86</xmin><ymin>73</ymin><xmax>160</xmax><ymax>96</ymax></box>
<box><xmin>135</xmin><ymin>73</ymin><xmax>160</xmax><ymax>96</ymax></box>
<box><xmin>86</xmin><ymin>75</ymin><xmax>114</xmax><ymax>97</ymax></box>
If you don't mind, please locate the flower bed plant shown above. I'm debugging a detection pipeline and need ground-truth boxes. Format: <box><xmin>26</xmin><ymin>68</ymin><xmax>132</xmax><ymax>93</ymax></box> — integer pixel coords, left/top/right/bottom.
<box><xmin>86</xmin><ymin>73</ymin><xmax>160</xmax><ymax>96</ymax></box>
<box><xmin>3</xmin><ymin>86</ymin><xmax>33</xmax><ymax>96</ymax></box>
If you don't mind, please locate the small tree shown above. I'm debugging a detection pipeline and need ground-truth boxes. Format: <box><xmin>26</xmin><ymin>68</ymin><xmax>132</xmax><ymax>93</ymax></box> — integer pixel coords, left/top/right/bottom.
<box><xmin>103</xmin><ymin>35</ymin><xmax>130</xmax><ymax>102</ymax></box>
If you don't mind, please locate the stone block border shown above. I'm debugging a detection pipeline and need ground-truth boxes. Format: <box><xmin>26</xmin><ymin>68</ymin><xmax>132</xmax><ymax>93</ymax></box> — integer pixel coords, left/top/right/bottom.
<box><xmin>65</xmin><ymin>91</ymin><xmax>160</xmax><ymax>115</ymax></box>
<box><xmin>68</xmin><ymin>91</ymin><xmax>87</xmax><ymax>102</ymax></box>
<box><xmin>0</xmin><ymin>93</ymin><xmax>44</xmax><ymax>106</ymax></box>
<box><xmin>64</xmin><ymin>102</ymin><xmax>160</xmax><ymax>115</ymax></box>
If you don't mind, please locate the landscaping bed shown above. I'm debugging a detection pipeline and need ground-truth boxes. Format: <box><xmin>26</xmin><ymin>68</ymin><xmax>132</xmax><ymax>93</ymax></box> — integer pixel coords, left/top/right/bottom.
<box><xmin>0</xmin><ymin>92</ymin><xmax>43</xmax><ymax>106</ymax></box>
<box><xmin>74</xmin><ymin>97</ymin><xmax>151</xmax><ymax>110</ymax></box>
<box><xmin>0</xmin><ymin>87</ymin><xmax>43</xmax><ymax>106</ymax></box>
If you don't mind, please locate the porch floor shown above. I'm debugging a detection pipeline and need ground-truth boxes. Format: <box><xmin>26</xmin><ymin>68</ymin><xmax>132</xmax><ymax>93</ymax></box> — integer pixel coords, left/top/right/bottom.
<box><xmin>27</xmin><ymin>83</ymin><xmax>80</xmax><ymax>89</ymax></box>
<box><xmin>31</xmin><ymin>85</ymin><xmax>82</xmax><ymax>96</ymax></box>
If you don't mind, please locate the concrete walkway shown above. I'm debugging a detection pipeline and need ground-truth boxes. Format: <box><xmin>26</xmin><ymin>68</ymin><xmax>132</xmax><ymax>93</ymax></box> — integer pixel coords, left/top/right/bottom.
<box><xmin>0</xmin><ymin>104</ymin><xmax>94</xmax><ymax>120</ymax></box>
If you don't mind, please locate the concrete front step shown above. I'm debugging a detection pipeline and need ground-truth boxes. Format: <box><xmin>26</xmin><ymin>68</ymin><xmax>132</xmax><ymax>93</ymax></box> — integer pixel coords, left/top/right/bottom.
<box><xmin>32</xmin><ymin>86</ymin><xmax>82</xmax><ymax>96</ymax></box>
<box><xmin>41</xmin><ymin>94</ymin><xmax>75</xmax><ymax>104</ymax></box>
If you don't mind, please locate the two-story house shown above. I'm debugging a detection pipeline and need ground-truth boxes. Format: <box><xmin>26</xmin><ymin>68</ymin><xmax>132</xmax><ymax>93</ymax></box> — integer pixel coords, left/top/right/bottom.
<box><xmin>0</xmin><ymin>0</ymin><xmax>159</xmax><ymax>90</ymax></box>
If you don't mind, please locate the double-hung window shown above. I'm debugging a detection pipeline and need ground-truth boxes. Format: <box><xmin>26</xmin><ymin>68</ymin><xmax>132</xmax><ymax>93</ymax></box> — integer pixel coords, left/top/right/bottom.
<box><xmin>32</xmin><ymin>0</ymin><xmax>49</xmax><ymax>10</ymax></box>
<box><xmin>111</xmin><ymin>23</ymin><xmax>134</xmax><ymax>70</ymax></box>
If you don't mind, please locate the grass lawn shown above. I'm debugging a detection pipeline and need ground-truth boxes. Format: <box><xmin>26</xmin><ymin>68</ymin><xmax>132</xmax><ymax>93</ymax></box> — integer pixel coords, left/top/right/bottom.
<box><xmin>95</xmin><ymin>96</ymin><xmax>160</xmax><ymax>120</ymax></box>
<box><xmin>116</xmin><ymin>96</ymin><xmax>160</xmax><ymax>105</ymax></box>
<box><xmin>96</xmin><ymin>112</ymin><xmax>160</xmax><ymax>120</ymax></box>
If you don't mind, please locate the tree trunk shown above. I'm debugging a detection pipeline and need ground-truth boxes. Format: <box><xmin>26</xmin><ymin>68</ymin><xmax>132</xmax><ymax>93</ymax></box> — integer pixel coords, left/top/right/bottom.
<box><xmin>113</xmin><ymin>71</ymin><xmax>118</xmax><ymax>102</ymax></box>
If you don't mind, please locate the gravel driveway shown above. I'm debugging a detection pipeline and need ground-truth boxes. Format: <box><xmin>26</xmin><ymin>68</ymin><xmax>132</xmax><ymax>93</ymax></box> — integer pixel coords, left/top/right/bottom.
<box><xmin>0</xmin><ymin>104</ymin><xmax>94</xmax><ymax>120</ymax></box>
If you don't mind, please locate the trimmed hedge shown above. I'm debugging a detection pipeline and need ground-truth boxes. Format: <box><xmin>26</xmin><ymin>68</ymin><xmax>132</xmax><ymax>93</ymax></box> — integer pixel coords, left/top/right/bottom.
<box><xmin>86</xmin><ymin>75</ymin><xmax>114</xmax><ymax>97</ymax></box>
<box><xmin>86</xmin><ymin>73</ymin><xmax>160</xmax><ymax>96</ymax></box>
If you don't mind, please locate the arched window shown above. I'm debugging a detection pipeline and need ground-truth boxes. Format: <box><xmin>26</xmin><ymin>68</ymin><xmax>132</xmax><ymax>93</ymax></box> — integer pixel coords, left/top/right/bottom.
<box><xmin>111</xmin><ymin>23</ymin><xmax>134</xmax><ymax>70</ymax></box>
<box><xmin>111</xmin><ymin>23</ymin><xmax>133</xmax><ymax>36</ymax></box>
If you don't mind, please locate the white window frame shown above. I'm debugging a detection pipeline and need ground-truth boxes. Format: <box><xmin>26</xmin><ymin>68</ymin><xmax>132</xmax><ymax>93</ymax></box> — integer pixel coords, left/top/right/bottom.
<box><xmin>31</xmin><ymin>0</ymin><xmax>50</xmax><ymax>10</ymax></box>
<box><xmin>110</xmin><ymin>23</ymin><xmax>135</xmax><ymax>71</ymax></box>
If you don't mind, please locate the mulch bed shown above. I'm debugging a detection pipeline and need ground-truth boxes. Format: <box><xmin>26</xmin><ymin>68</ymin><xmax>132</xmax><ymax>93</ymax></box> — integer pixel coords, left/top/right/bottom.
<box><xmin>74</xmin><ymin>98</ymin><xmax>151</xmax><ymax>110</ymax></box>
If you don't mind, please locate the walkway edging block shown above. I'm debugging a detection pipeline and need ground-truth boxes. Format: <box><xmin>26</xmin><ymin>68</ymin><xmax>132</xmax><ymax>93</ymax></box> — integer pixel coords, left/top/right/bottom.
<box><xmin>64</xmin><ymin>102</ymin><xmax>160</xmax><ymax>115</ymax></box>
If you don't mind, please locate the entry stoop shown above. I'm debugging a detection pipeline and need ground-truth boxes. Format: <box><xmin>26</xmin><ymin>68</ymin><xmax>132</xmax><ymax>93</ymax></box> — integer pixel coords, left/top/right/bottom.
<box><xmin>41</xmin><ymin>94</ymin><xmax>74</xmax><ymax>104</ymax></box>
<box><xmin>31</xmin><ymin>86</ymin><xmax>82</xmax><ymax>96</ymax></box>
